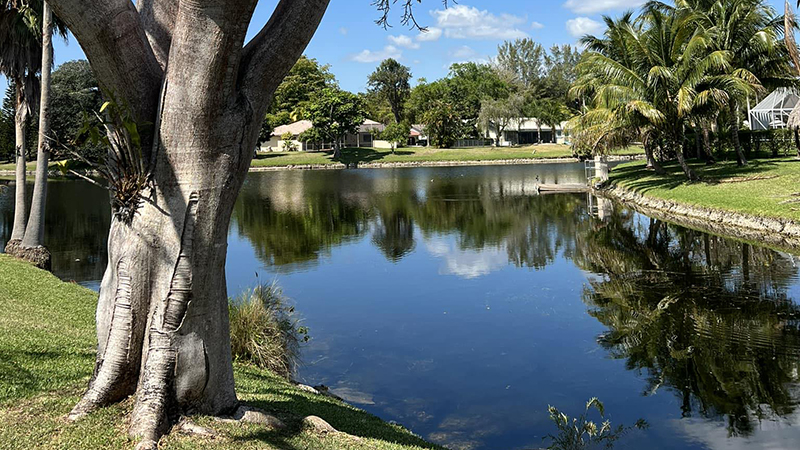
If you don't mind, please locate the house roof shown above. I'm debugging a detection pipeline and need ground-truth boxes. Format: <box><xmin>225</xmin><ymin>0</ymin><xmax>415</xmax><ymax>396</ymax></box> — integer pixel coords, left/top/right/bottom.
<box><xmin>272</xmin><ymin>119</ymin><xmax>385</xmax><ymax>137</ymax></box>
<box><xmin>272</xmin><ymin>120</ymin><xmax>313</xmax><ymax>137</ymax></box>
<box><xmin>358</xmin><ymin>119</ymin><xmax>385</xmax><ymax>133</ymax></box>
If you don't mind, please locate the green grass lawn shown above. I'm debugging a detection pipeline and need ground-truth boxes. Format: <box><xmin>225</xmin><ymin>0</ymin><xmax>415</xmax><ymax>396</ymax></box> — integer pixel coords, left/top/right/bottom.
<box><xmin>0</xmin><ymin>254</ymin><xmax>443</xmax><ymax>450</ymax></box>
<box><xmin>252</xmin><ymin>144</ymin><xmax>643</xmax><ymax>168</ymax></box>
<box><xmin>609</xmin><ymin>156</ymin><xmax>800</xmax><ymax>221</ymax></box>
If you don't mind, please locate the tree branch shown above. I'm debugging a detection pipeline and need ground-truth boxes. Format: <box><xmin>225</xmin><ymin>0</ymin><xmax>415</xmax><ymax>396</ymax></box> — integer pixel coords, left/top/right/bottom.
<box><xmin>137</xmin><ymin>0</ymin><xmax>179</xmax><ymax>70</ymax></box>
<box><xmin>239</xmin><ymin>0</ymin><xmax>331</xmax><ymax>112</ymax></box>
<box><xmin>48</xmin><ymin>0</ymin><xmax>162</xmax><ymax>126</ymax></box>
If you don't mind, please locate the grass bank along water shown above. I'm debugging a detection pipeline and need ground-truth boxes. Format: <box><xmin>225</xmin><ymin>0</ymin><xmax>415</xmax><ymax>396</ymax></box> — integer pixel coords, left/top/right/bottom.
<box><xmin>0</xmin><ymin>254</ymin><xmax>443</xmax><ymax>450</ymax></box>
<box><xmin>600</xmin><ymin>158</ymin><xmax>800</xmax><ymax>251</ymax></box>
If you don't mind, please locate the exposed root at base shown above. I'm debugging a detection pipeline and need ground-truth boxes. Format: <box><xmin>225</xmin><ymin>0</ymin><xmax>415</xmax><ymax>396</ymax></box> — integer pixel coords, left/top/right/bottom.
<box><xmin>176</xmin><ymin>418</ymin><xmax>216</xmax><ymax>438</ymax></box>
<box><xmin>3</xmin><ymin>240</ymin><xmax>52</xmax><ymax>271</ymax></box>
<box><xmin>216</xmin><ymin>405</ymin><xmax>285</xmax><ymax>429</ymax></box>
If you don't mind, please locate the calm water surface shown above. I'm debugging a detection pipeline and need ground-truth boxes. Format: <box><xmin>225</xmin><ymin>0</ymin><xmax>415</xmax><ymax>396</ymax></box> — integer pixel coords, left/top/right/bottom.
<box><xmin>3</xmin><ymin>164</ymin><xmax>800</xmax><ymax>450</ymax></box>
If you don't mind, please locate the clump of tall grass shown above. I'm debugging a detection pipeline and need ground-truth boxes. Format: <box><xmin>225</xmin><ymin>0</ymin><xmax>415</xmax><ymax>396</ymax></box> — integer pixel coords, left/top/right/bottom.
<box><xmin>229</xmin><ymin>282</ymin><xmax>309</xmax><ymax>378</ymax></box>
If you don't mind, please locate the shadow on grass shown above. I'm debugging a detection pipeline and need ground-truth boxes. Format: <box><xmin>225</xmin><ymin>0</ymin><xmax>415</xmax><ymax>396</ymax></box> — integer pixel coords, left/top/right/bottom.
<box><xmin>232</xmin><ymin>365</ymin><xmax>443</xmax><ymax>449</ymax></box>
<box><xmin>610</xmin><ymin>158</ymin><xmax>785</xmax><ymax>194</ymax></box>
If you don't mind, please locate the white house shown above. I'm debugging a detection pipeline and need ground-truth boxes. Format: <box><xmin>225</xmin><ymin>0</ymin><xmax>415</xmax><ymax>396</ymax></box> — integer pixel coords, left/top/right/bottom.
<box><xmin>260</xmin><ymin>119</ymin><xmax>390</xmax><ymax>151</ymax></box>
<box><xmin>748</xmin><ymin>88</ymin><xmax>799</xmax><ymax>130</ymax></box>
<box><xmin>485</xmin><ymin>118</ymin><xmax>569</xmax><ymax>146</ymax></box>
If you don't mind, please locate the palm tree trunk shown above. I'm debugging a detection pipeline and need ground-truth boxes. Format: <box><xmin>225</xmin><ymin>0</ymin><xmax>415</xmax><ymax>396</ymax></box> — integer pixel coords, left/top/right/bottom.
<box><xmin>20</xmin><ymin>1</ymin><xmax>54</xmax><ymax>267</ymax></box>
<box><xmin>694</xmin><ymin>126</ymin><xmax>702</xmax><ymax>159</ymax></box>
<box><xmin>729</xmin><ymin>102</ymin><xmax>747</xmax><ymax>166</ymax></box>
<box><xmin>674</xmin><ymin>130</ymin><xmax>697</xmax><ymax>180</ymax></box>
<box><xmin>537</xmin><ymin>123</ymin><xmax>541</xmax><ymax>144</ymax></box>
<box><xmin>6</xmin><ymin>82</ymin><xmax>29</xmax><ymax>252</ymax></box>
<box><xmin>701</xmin><ymin>122</ymin><xmax>715</xmax><ymax>164</ymax></box>
<box><xmin>644</xmin><ymin>139</ymin><xmax>666</xmax><ymax>175</ymax></box>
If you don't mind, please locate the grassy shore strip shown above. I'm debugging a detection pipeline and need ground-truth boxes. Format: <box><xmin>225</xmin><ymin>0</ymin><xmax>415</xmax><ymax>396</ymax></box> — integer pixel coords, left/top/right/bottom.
<box><xmin>1</xmin><ymin>145</ymin><xmax>644</xmax><ymax>175</ymax></box>
<box><xmin>0</xmin><ymin>254</ymin><xmax>443</xmax><ymax>450</ymax></box>
<box><xmin>250</xmin><ymin>144</ymin><xmax>644</xmax><ymax>168</ymax></box>
<box><xmin>603</xmin><ymin>158</ymin><xmax>800</xmax><ymax>250</ymax></box>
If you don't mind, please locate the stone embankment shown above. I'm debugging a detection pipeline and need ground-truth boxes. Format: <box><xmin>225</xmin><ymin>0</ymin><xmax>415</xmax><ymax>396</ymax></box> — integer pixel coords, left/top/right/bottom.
<box><xmin>600</xmin><ymin>184</ymin><xmax>800</xmax><ymax>250</ymax></box>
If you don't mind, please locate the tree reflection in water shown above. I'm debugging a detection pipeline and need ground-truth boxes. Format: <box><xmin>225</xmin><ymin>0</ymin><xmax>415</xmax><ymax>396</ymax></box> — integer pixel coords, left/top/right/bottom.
<box><xmin>577</xmin><ymin>211</ymin><xmax>800</xmax><ymax>437</ymax></box>
<box><xmin>232</xmin><ymin>169</ymin><xmax>800</xmax><ymax>440</ymax></box>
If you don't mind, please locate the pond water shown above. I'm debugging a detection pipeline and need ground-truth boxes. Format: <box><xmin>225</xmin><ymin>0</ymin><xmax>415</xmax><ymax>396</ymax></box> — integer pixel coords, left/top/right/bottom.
<box><xmin>3</xmin><ymin>163</ymin><xmax>800</xmax><ymax>450</ymax></box>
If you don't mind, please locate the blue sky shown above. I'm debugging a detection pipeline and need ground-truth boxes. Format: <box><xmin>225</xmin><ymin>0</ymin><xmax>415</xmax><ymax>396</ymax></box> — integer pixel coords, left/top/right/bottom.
<box><xmin>0</xmin><ymin>0</ymin><xmax>792</xmax><ymax>94</ymax></box>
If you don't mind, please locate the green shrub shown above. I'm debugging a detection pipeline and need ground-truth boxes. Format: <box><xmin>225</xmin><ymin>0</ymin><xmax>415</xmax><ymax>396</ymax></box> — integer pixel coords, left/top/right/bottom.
<box><xmin>229</xmin><ymin>282</ymin><xmax>309</xmax><ymax>378</ymax></box>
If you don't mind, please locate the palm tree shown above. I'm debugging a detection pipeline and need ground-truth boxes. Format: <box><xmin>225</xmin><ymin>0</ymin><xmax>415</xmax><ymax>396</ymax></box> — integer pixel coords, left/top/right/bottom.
<box><xmin>666</xmin><ymin>0</ymin><xmax>794</xmax><ymax>166</ymax></box>
<box><xmin>21</xmin><ymin>0</ymin><xmax>66</xmax><ymax>264</ymax></box>
<box><xmin>573</xmin><ymin>7</ymin><xmax>754</xmax><ymax>180</ymax></box>
<box><xmin>0</xmin><ymin>0</ymin><xmax>42</xmax><ymax>252</ymax></box>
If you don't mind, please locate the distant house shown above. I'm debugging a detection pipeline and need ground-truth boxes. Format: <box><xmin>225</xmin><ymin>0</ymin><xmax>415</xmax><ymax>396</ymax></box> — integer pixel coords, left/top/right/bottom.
<box><xmin>260</xmin><ymin>119</ymin><xmax>388</xmax><ymax>151</ymax></box>
<box><xmin>485</xmin><ymin>118</ymin><xmax>569</xmax><ymax>146</ymax></box>
<box><xmin>749</xmin><ymin>88</ymin><xmax>799</xmax><ymax>130</ymax></box>
<box><xmin>409</xmin><ymin>124</ymin><xmax>428</xmax><ymax>146</ymax></box>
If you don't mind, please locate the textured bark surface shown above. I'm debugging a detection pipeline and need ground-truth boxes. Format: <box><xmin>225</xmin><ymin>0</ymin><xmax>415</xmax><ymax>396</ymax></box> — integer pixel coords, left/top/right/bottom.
<box><xmin>21</xmin><ymin>1</ymin><xmax>54</xmax><ymax>254</ymax></box>
<box><xmin>729</xmin><ymin>102</ymin><xmax>747</xmax><ymax>166</ymax></box>
<box><xmin>8</xmin><ymin>82</ymin><xmax>28</xmax><ymax>245</ymax></box>
<box><xmin>49</xmin><ymin>0</ymin><xmax>331</xmax><ymax>447</ymax></box>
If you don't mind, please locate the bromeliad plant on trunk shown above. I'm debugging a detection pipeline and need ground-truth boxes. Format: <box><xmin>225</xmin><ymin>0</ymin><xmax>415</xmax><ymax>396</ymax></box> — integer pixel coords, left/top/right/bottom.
<box><xmin>40</xmin><ymin>0</ymin><xmax>437</xmax><ymax>449</ymax></box>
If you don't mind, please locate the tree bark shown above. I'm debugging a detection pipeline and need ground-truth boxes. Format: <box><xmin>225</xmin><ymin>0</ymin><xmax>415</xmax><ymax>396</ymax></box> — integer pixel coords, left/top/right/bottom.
<box><xmin>643</xmin><ymin>136</ymin><xmax>666</xmax><ymax>174</ymax></box>
<box><xmin>729</xmin><ymin>102</ymin><xmax>747</xmax><ymax>166</ymax></box>
<box><xmin>701</xmin><ymin>122</ymin><xmax>715</xmax><ymax>164</ymax></box>
<box><xmin>51</xmin><ymin>0</ymin><xmax>331</xmax><ymax>448</ymax></box>
<box><xmin>7</xmin><ymin>82</ymin><xmax>29</xmax><ymax>247</ymax></box>
<box><xmin>21</xmin><ymin>1</ymin><xmax>54</xmax><ymax>260</ymax></box>
<box><xmin>674</xmin><ymin>130</ymin><xmax>698</xmax><ymax>181</ymax></box>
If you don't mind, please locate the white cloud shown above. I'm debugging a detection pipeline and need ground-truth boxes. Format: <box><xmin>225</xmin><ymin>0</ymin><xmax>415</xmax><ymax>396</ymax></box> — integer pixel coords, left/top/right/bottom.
<box><xmin>566</xmin><ymin>17</ymin><xmax>604</xmax><ymax>37</ymax></box>
<box><xmin>339</xmin><ymin>27</ymin><xmax>348</xmax><ymax>36</ymax></box>
<box><xmin>432</xmin><ymin>5</ymin><xmax>529</xmax><ymax>40</ymax></box>
<box><xmin>388</xmin><ymin>35</ymin><xmax>421</xmax><ymax>50</ymax></box>
<box><xmin>564</xmin><ymin>0</ymin><xmax>645</xmax><ymax>14</ymax></box>
<box><xmin>350</xmin><ymin>45</ymin><xmax>402</xmax><ymax>63</ymax></box>
<box><xmin>417</xmin><ymin>27</ymin><xmax>443</xmax><ymax>42</ymax></box>
<box><xmin>425</xmin><ymin>239</ymin><xmax>508</xmax><ymax>279</ymax></box>
<box><xmin>451</xmin><ymin>45</ymin><xmax>477</xmax><ymax>60</ymax></box>
<box><xmin>531</xmin><ymin>21</ymin><xmax>545</xmax><ymax>30</ymax></box>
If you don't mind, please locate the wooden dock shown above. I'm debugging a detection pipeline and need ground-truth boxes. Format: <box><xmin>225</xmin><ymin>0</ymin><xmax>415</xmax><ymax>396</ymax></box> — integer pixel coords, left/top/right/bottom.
<box><xmin>534</xmin><ymin>183</ymin><xmax>590</xmax><ymax>193</ymax></box>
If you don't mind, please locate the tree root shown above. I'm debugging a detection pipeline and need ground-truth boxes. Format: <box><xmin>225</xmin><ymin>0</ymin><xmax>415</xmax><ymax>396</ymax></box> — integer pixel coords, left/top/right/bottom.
<box><xmin>216</xmin><ymin>405</ymin><xmax>285</xmax><ymax>429</ymax></box>
<box><xmin>2</xmin><ymin>240</ymin><xmax>52</xmax><ymax>270</ymax></box>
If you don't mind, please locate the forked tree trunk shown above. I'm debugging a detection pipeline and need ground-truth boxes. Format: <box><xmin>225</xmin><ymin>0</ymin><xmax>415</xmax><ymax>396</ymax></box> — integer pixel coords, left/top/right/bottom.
<box><xmin>729</xmin><ymin>102</ymin><xmax>747</xmax><ymax>166</ymax></box>
<box><xmin>20</xmin><ymin>1</ymin><xmax>54</xmax><ymax>268</ymax></box>
<box><xmin>6</xmin><ymin>82</ymin><xmax>29</xmax><ymax>252</ymax></box>
<box><xmin>48</xmin><ymin>0</ymin><xmax>331</xmax><ymax>448</ymax></box>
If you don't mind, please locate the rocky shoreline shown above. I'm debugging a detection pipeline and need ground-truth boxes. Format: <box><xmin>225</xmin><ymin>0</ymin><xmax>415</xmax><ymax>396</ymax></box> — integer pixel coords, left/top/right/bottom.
<box><xmin>599</xmin><ymin>184</ymin><xmax>800</xmax><ymax>251</ymax></box>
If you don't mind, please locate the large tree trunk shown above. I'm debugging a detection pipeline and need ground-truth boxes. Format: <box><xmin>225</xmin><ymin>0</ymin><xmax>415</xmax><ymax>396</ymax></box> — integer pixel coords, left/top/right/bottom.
<box><xmin>48</xmin><ymin>0</ymin><xmax>331</xmax><ymax>448</ymax></box>
<box><xmin>729</xmin><ymin>102</ymin><xmax>747</xmax><ymax>166</ymax></box>
<box><xmin>6</xmin><ymin>82</ymin><xmax>29</xmax><ymax>252</ymax></box>
<box><xmin>20</xmin><ymin>1</ymin><xmax>54</xmax><ymax>269</ymax></box>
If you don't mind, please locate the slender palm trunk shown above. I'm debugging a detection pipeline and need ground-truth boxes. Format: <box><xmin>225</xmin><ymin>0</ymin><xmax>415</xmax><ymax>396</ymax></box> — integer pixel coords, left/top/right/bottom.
<box><xmin>644</xmin><ymin>136</ymin><xmax>666</xmax><ymax>174</ymax></box>
<box><xmin>694</xmin><ymin>126</ymin><xmax>702</xmax><ymax>159</ymax></box>
<box><xmin>537</xmin><ymin>123</ymin><xmax>541</xmax><ymax>144</ymax></box>
<box><xmin>6</xmin><ymin>82</ymin><xmax>29</xmax><ymax>251</ymax></box>
<box><xmin>674</xmin><ymin>129</ymin><xmax>697</xmax><ymax>180</ymax></box>
<box><xmin>20</xmin><ymin>2</ymin><xmax>54</xmax><ymax>267</ymax></box>
<box><xmin>729</xmin><ymin>102</ymin><xmax>747</xmax><ymax>166</ymax></box>
<box><xmin>701</xmin><ymin>122</ymin><xmax>715</xmax><ymax>164</ymax></box>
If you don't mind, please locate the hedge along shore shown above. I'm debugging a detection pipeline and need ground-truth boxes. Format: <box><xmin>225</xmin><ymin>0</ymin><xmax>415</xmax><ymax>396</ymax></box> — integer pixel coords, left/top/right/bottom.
<box><xmin>0</xmin><ymin>154</ymin><xmax>644</xmax><ymax>176</ymax></box>
<box><xmin>599</xmin><ymin>184</ymin><xmax>800</xmax><ymax>251</ymax></box>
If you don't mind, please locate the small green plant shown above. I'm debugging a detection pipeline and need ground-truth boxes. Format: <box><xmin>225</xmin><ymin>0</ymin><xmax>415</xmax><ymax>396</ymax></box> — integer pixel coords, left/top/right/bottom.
<box><xmin>281</xmin><ymin>131</ymin><xmax>299</xmax><ymax>151</ymax></box>
<box><xmin>229</xmin><ymin>281</ymin><xmax>309</xmax><ymax>378</ymax></box>
<box><xmin>70</xmin><ymin>96</ymin><xmax>150</xmax><ymax>224</ymax></box>
<box><xmin>545</xmin><ymin>398</ymin><xmax>647</xmax><ymax>450</ymax></box>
